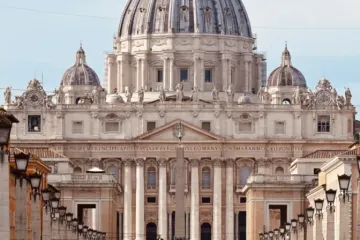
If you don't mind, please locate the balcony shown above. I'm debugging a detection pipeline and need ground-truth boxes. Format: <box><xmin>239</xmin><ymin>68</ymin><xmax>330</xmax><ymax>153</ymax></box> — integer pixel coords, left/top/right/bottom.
<box><xmin>237</xmin><ymin>174</ymin><xmax>317</xmax><ymax>192</ymax></box>
<box><xmin>48</xmin><ymin>173</ymin><xmax>122</xmax><ymax>192</ymax></box>
<box><xmin>169</xmin><ymin>184</ymin><xmax>189</xmax><ymax>193</ymax></box>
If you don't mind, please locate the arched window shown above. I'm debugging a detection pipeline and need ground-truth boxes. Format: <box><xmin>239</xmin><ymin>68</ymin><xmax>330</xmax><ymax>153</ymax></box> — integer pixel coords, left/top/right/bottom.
<box><xmin>275</xmin><ymin>166</ymin><xmax>284</xmax><ymax>175</ymax></box>
<box><xmin>240</xmin><ymin>166</ymin><xmax>251</xmax><ymax>186</ymax></box>
<box><xmin>147</xmin><ymin>167</ymin><xmax>156</xmax><ymax>189</ymax></box>
<box><xmin>202</xmin><ymin>167</ymin><xmax>211</xmax><ymax>189</ymax></box>
<box><xmin>107</xmin><ymin>166</ymin><xmax>119</xmax><ymax>182</ymax></box>
<box><xmin>73</xmin><ymin>167</ymin><xmax>82</xmax><ymax>173</ymax></box>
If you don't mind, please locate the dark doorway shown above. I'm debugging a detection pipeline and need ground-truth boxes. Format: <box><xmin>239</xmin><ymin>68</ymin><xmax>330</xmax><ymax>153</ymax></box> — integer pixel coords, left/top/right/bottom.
<box><xmin>171</xmin><ymin>211</ymin><xmax>175</xmax><ymax>239</ymax></box>
<box><xmin>77</xmin><ymin>204</ymin><xmax>96</xmax><ymax>223</ymax></box>
<box><xmin>146</xmin><ymin>222</ymin><xmax>157</xmax><ymax>240</ymax></box>
<box><xmin>201</xmin><ymin>223</ymin><xmax>211</xmax><ymax>240</ymax></box>
<box><xmin>239</xmin><ymin>211</ymin><xmax>246</xmax><ymax>240</ymax></box>
<box><xmin>269</xmin><ymin>205</ymin><xmax>287</xmax><ymax>227</ymax></box>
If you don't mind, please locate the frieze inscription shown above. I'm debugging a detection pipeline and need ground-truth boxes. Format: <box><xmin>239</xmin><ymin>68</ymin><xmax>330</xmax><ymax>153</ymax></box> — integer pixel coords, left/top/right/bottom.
<box><xmin>52</xmin><ymin>144</ymin><xmax>302</xmax><ymax>152</ymax></box>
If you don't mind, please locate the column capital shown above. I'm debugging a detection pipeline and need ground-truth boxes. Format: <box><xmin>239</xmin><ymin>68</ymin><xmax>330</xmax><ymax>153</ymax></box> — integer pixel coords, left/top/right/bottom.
<box><xmin>225</xmin><ymin>158</ymin><xmax>235</xmax><ymax>166</ymax></box>
<box><xmin>135</xmin><ymin>158</ymin><xmax>145</xmax><ymax>166</ymax></box>
<box><xmin>189</xmin><ymin>158</ymin><xmax>200</xmax><ymax>166</ymax></box>
<box><xmin>212</xmin><ymin>158</ymin><xmax>222</xmax><ymax>167</ymax></box>
<box><xmin>122</xmin><ymin>158</ymin><xmax>133</xmax><ymax>166</ymax></box>
<box><xmin>157</xmin><ymin>158</ymin><xmax>167</xmax><ymax>167</ymax></box>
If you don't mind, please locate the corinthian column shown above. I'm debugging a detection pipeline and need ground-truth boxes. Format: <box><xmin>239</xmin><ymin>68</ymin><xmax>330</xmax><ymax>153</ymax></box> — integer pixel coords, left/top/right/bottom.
<box><xmin>190</xmin><ymin>159</ymin><xmax>200</xmax><ymax>240</ymax></box>
<box><xmin>225</xmin><ymin>159</ymin><xmax>234</xmax><ymax>240</ymax></box>
<box><xmin>163</xmin><ymin>57</ymin><xmax>169</xmax><ymax>90</ymax></box>
<box><xmin>158</xmin><ymin>158</ymin><xmax>168</xmax><ymax>240</ymax></box>
<box><xmin>136</xmin><ymin>58</ymin><xmax>141</xmax><ymax>91</ymax></box>
<box><xmin>213</xmin><ymin>158</ymin><xmax>222</xmax><ymax>240</ymax></box>
<box><xmin>123</xmin><ymin>159</ymin><xmax>133</xmax><ymax>240</ymax></box>
<box><xmin>135</xmin><ymin>158</ymin><xmax>145</xmax><ymax>240</ymax></box>
<box><xmin>193</xmin><ymin>56</ymin><xmax>199</xmax><ymax>88</ymax></box>
<box><xmin>169</xmin><ymin>58</ymin><xmax>174</xmax><ymax>91</ymax></box>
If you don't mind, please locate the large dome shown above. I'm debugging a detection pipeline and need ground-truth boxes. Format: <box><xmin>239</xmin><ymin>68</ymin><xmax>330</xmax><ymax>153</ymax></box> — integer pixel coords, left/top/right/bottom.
<box><xmin>267</xmin><ymin>45</ymin><xmax>307</xmax><ymax>87</ymax></box>
<box><xmin>61</xmin><ymin>45</ymin><xmax>101</xmax><ymax>87</ymax></box>
<box><xmin>118</xmin><ymin>0</ymin><xmax>252</xmax><ymax>37</ymax></box>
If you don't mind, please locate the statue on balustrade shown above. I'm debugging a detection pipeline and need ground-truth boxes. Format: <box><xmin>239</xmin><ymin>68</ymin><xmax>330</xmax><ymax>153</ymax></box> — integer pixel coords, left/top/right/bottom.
<box><xmin>14</xmin><ymin>96</ymin><xmax>24</xmax><ymax>109</ymax></box>
<box><xmin>54</xmin><ymin>88</ymin><xmax>62</xmax><ymax>104</ymax></box>
<box><xmin>91</xmin><ymin>86</ymin><xmax>99</xmax><ymax>104</ymax></box>
<box><xmin>336</xmin><ymin>95</ymin><xmax>345</xmax><ymax>110</ymax></box>
<box><xmin>191</xmin><ymin>86</ymin><xmax>199</xmax><ymax>102</ymax></box>
<box><xmin>138</xmin><ymin>88</ymin><xmax>145</xmax><ymax>103</ymax></box>
<box><xmin>292</xmin><ymin>86</ymin><xmax>301</xmax><ymax>105</ymax></box>
<box><xmin>211</xmin><ymin>86</ymin><xmax>219</xmax><ymax>101</ymax></box>
<box><xmin>125</xmin><ymin>86</ymin><xmax>133</xmax><ymax>103</ymax></box>
<box><xmin>345</xmin><ymin>87</ymin><xmax>352</xmax><ymax>107</ymax></box>
<box><xmin>226</xmin><ymin>85</ymin><xmax>234</xmax><ymax>103</ymax></box>
<box><xmin>175</xmin><ymin>82</ymin><xmax>184</xmax><ymax>102</ymax></box>
<box><xmin>301</xmin><ymin>90</ymin><xmax>315</xmax><ymax>109</ymax></box>
<box><xmin>44</xmin><ymin>95</ymin><xmax>56</xmax><ymax>109</ymax></box>
<box><xmin>4</xmin><ymin>87</ymin><xmax>11</xmax><ymax>104</ymax></box>
<box><xmin>159</xmin><ymin>85</ymin><xmax>166</xmax><ymax>103</ymax></box>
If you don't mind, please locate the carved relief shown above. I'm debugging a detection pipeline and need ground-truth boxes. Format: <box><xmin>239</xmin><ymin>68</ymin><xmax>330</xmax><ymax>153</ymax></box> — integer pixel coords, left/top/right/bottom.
<box><xmin>133</xmin><ymin>40</ymin><xmax>144</xmax><ymax>47</ymax></box>
<box><xmin>213</xmin><ymin>158</ymin><xmax>222</xmax><ymax>167</ymax></box>
<box><xmin>200</xmin><ymin>211</ymin><xmax>212</xmax><ymax>224</ymax></box>
<box><xmin>225</xmin><ymin>40</ymin><xmax>236</xmax><ymax>47</ymax></box>
<box><xmin>175</xmin><ymin>39</ymin><xmax>191</xmax><ymax>46</ymax></box>
<box><xmin>152</xmin><ymin>39</ymin><xmax>167</xmax><ymax>46</ymax></box>
<box><xmin>135</xmin><ymin>158</ymin><xmax>145</xmax><ymax>166</ymax></box>
<box><xmin>146</xmin><ymin>158</ymin><xmax>158</xmax><ymax>167</ymax></box>
<box><xmin>158</xmin><ymin>158</ymin><xmax>167</xmax><ymax>167</ymax></box>
<box><xmin>202</xmin><ymin>39</ymin><xmax>215</xmax><ymax>46</ymax></box>
<box><xmin>56</xmin><ymin>112</ymin><xmax>64</xmax><ymax>119</ymax></box>
<box><xmin>158</xmin><ymin>110</ymin><xmax>166</xmax><ymax>118</ymax></box>
<box><xmin>146</xmin><ymin>212</ymin><xmax>157</xmax><ymax>224</ymax></box>
<box><xmin>193</xmin><ymin>110</ymin><xmax>199</xmax><ymax>118</ymax></box>
<box><xmin>214</xmin><ymin>110</ymin><xmax>220</xmax><ymax>118</ymax></box>
<box><xmin>122</xmin><ymin>159</ymin><xmax>133</xmax><ymax>166</ymax></box>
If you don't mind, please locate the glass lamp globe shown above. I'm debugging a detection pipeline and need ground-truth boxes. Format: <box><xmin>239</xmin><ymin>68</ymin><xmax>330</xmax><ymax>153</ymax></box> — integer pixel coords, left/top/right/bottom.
<box><xmin>14</xmin><ymin>153</ymin><xmax>30</xmax><ymax>172</ymax></box>
<box><xmin>338</xmin><ymin>174</ymin><xmax>351</xmax><ymax>191</ymax></box>
<box><xmin>314</xmin><ymin>199</ymin><xmax>324</xmax><ymax>211</ymax></box>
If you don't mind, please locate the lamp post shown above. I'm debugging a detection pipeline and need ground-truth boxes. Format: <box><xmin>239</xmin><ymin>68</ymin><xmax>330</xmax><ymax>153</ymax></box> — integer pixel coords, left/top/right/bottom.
<box><xmin>279</xmin><ymin>226</ymin><xmax>285</xmax><ymax>239</ymax></box>
<box><xmin>314</xmin><ymin>199</ymin><xmax>324</xmax><ymax>219</ymax></box>
<box><xmin>290</xmin><ymin>219</ymin><xmax>297</xmax><ymax>234</ymax></box>
<box><xmin>325</xmin><ymin>189</ymin><xmax>336</xmax><ymax>213</ymax></box>
<box><xmin>306</xmin><ymin>207</ymin><xmax>314</xmax><ymax>225</ymax></box>
<box><xmin>273</xmin><ymin>228</ymin><xmax>279</xmax><ymax>240</ymax></box>
<box><xmin>338</xmin><ymin>174</ymin><xmax>351</xmax><ymax>202</ymax></box>
<box><xmin>13</xmin><ymin>152</ymin><xmax>31</xmax><ymax>187</ymax></box>
<box><xmin>29</xmin><ymin>172</ymin><xmax>42</xmax><ymax>201</ymax></box>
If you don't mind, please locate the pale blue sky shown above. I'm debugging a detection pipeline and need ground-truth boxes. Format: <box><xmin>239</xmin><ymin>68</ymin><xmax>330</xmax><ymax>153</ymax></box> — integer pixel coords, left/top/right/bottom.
<box><xmin>1</xmin><ymin>0</ymin><xmax>360</xmax><ymax>108</ymax></box>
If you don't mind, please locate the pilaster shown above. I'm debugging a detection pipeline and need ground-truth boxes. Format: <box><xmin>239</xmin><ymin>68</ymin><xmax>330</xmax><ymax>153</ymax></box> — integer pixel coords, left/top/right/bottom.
<box><xmin>225</xmin><ymin>159</ymin><xmax>234</xmax><ymax>240</ymax></box>
<box><xmin>135</xmin><ymin>158</ymin><xmax>145</xmax><ymax>240</ymax></box>
<box><xmin>123</xmin><ymin>158</ymin><xmax>133</xmax><ymax>240</ymax></box>
<box><xmin>31</xmin><ymin>197</ymin><xmax>41</xmax><ymax>240</ymax></box>
<box><xmin>158</xmin><ymin>158</ymin><xmax>167</xmax><ymax>240</ymax></box>
<box><xmin>15</xmin><ymin>178</ymin><xmax>27</xmax><ymax>240</ymax></box>
<box><xmin>326</xmin><ymin>211</ymin><xmax>334</xmax><ymax>240</ymax></box>
<box><xmin>212</xmin><ymin>158</ymin><xmax>222</xmax><ymax>240</ymax></box>
<box><xmin>190</xmin><ymin>158</ymin><xmax>200</xmax><ymax>240</ymax></box>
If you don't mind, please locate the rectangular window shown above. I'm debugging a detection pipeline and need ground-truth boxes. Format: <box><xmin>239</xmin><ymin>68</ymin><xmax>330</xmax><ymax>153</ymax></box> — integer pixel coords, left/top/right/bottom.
<box><xmin>275</xmin><ymin>121</ymin><xmax>286</xmax><ymax>134</ymax></box>
<box><xmin>147</xmin><ymin>121</ymin><xmax>156</xmax><ymax>132</ymax></box>
<box><xmin>180</xmin><ymin>68</ymin><xmax>188</xmax><ymax>81</ymax></box>
<box><xmin>238</xmin><ymin>122</ymin><xmax>252</xmax><ymax>133</ymax></box>
<box><xmin>317</xmin><ymin>115</ymin><xmax>330</xmax><ymax>133</ymax></box>
<box><xmin>240</xmin><ymin>197</ymin><xmax>247</xmax><ymax>203</ymax></box>
<box><xmin>201</xmin><ymin>197</ymin><xmax>211</xmax><ymax>204</ymax></box>
<box><xmin>205</xmin><ymin>69</ymin><xmax>212</xmax><ymax>82</ymax></box>
<box><xmin>201</xmin><ymin>122</ymin><xmax>211</xmax><ymax>131</ymax></box>
<box><xmin>348</xmin><ymin>118</ymin><xmax>352</xmax><ymax>133</ymax></box>
<box><xmin>105</xmin><ymin>122</ymin><xmax>119</xmax><ymax>132</ymax></box>
<box><xmin>147</xmin><ymin>197</ymin><xmax>156</xmax><ymax>203</ymax></box>
<box><xmin>72</xmin><ymin>121</ymin><xmax>84</xmax><ymax>134</ymax></box>
<box><xmin>28</xmin><ymin>115</ymin><xmax>41</xmax><ymax>132</ymax></box>
<box><xmin>157</xmin><ymin>69</ymin><xmax>163</xmax><ymax>82</ymax></box>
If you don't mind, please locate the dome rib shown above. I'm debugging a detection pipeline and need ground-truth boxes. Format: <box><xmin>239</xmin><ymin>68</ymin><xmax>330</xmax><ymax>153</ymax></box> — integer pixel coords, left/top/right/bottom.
<box><xmin>118</xmin><ymin>0</ymin><xmax>253</xmax><ymax>37</ymax></box>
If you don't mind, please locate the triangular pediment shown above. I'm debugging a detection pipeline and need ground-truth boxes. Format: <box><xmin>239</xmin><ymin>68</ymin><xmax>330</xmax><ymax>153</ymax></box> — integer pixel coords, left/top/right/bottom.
<box><xmin>135</xmin><ymin>119</ymin><xmax>225</xmax><ymax>141</ymax></box>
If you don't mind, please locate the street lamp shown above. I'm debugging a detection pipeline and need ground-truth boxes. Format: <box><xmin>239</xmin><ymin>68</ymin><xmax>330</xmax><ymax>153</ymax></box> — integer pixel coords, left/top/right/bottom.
<box><xmin>50</xmin><ymin>197</ymin><xmax>59</xmax><ymax>210</ymax></box>
<box><xmin>338</xmin><ymin>174</ymin><xmax>351</xmax><ymax>202</ymax></box>
<box><xmin>325</xmin><ymin>189</ymin><xmax>336</xmax><ymax>213</ymax></box>
<box><xmin>0</xmin><ymin>110</ymin><xmax>18</xmax><ymax>160</ymax></box>
<box><xmin>29</xmin><ymin>172</ymin><xmax>42</xmax><ymax>201</ymax></box>
<box><xmin>71</xmin><ymin>218</ymin><xmax>78</xmax><ymax>233</ymax></box>
<box><xmin>13</xmin><ymin>152</ymin><xmax>31</xmax><ymax>186</ymax></box>
<box><xmin>290</xmin><ymin>219</ymin><xmax>298</xmax><ymax>233</ymax></box>
<box><xmin>268</xmin><ymin>231</ymin><xmax>274</xmax><ymax>239</ymax></box>
<box><xmin>306</xmin><ymin>207</ymin><xmax>314</xmax><ymax>225</ymax></box>
<box><xmin>54</xmin><ymin>190</ymin><xmax>61</xmax><ymax>199</ymax></box>
<box><xmin>297</xmin><ymin>214</ymin><xmax>305</xmax><ymax>229</ymax></box>
<box><xmin>101</xmin><ymin>232</ymin><xmax>106</xmax><ymax>239</ymax></box>
<box><xmin>279</xmin><ymin>226</ymin><xmax>285</xmax><ymax>237</ymax></box>
<box><xmin>274</xmin><ymin>228</ymin><xmax>279</xmax><ymax>238</ymax></box>
<box><xmin>314</xmin><ymin>199</ymin><xmax>324</xmax><ymax>219</ymax></box>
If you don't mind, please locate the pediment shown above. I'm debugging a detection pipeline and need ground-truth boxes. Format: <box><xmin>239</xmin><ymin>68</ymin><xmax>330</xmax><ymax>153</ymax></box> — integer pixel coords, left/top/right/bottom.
<box><xmin>135</xmin><ymin>119</ymin><xmax>224</xmax><ymax>141</ymax></box>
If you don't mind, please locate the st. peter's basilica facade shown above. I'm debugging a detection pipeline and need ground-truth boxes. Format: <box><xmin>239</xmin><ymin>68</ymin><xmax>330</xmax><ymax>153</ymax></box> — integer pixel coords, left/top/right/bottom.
<box><xmin>3</xmin><ymin>0</ymin><xmax>358</xmax><ymax>239</ymax></box>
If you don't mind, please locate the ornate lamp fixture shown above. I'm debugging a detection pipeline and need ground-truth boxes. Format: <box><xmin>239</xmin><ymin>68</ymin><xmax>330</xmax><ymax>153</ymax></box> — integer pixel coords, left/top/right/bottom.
<box><xmin>279</xmin><ymin>226</ymin><xmax>285</xmax><ymax>237</ymax></box>
<box><xmin>57</xmin><ymin>206</ymin><xmax>66</xmax><ymax>223</ymax></box>
<box><xmin>314</xmin><ymin>199</ymin><xmax>324</xmax><ymax>219</ymax></box>
<box><xmin>78</xmin><ymin>222</ymin><xmax>84</xmax><ymax>236</ymax></box>
<box><xmin>41</xmin><ymin>188</ymin><xmax>51</xmax><ymax>212</ymax></box>
<box><xmin>29</xmin><ymin>172</ymin><xmax>42</xmax><ymax>201</ymax></box>
<box><xmin>0</xmin><ymin>111</ymin><xmax>18</xmax><ymax>161</ymax></box>
<box><xmin>338</xmin><ymin>174</ymin><xmax>351</xmax><ymax>202</ymax></box>
<box><xmin>54</xmin><ymin>190</ymin><xmax>61</xmax><ymax>199</ymax></box>
<box><xmin>268</xmin><ymin>231</ymin><xmax>274</xmax><ymax>239</ymax></box>
<box><xmin>87</xmin><ymin>229</ymin><xmax>93</xmax><ymax>238</ymax></box>
<box><xmin>273</xmin><ymin>228</ymin><xmax>279</xmax><ymax>240</ymax></box>
<box><xmin>71</xmin><ymin>218</ymin><xmax>78</xmax><ymax>233</ymax></box>
<box><xmin>325</xmin><ymin>189</ymin><xmax>336</xmax><ymax>213</ymax></box>
<box><xmin>285</xmin><ymin>223</ymin><xmax>291</xmax><ymax>234</ymax></box>
<box><xmin>13</xmin><ymin>152</ymin><xmax>31</xmax><ymax>186</ymax></box>
<box><xmin>297</xmin><ymin>214</ymin><xmax>305</xmax><ymax>229</ymax></box>
<box><xmin>291</xmin><ymin>219</ymin><xmax>298</xmax><ymax>233</ymax></box>
<box><xmin>50</xmin><ymin>197</ymin><xmax>59</xmax><ymax>212</ymax></box>
<box><xmin>82</xmin><ymin>226</ymin><xmax>88</xmax><ymax>238</ymax></box>
<box><xmin>306</xmin><ymin>207</ymin><xmax>315</xmax><ymax>225</ymax></box>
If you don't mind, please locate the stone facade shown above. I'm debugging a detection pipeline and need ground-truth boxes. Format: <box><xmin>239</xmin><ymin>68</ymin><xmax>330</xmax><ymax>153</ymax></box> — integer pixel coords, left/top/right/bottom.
<box><xmin>2</xmin><ymin>0</ymin><xmax>358</xmax><ymax>239</ymax></box>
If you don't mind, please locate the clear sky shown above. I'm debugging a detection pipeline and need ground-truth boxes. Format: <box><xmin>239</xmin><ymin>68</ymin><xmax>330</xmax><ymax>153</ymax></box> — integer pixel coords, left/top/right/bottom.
<box><xmin>1</xmin><ymin>0</ymin><xmax>360</xmax><ymax>110</ymax></box>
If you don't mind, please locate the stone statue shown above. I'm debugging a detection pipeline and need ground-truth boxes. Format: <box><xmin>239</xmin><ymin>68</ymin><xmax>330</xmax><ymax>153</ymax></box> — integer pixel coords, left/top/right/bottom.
<box><xmin>345</xmin><ymin>87</ymin><xmax>352</xmax><ymax>106</ymax></box>
<box><xmin>113</xmin><ymin>88</ymin><xmax>118</xmax><ymax>94</ymax></box>
<box><xmin>292</xmin><ymin>86</ymin><xmax>301</xmax><ymax>105</ymax></box>
<box><xmin>92</xmin><ymin>87</ymin><xmax>99</xmax><ymax>104</ymax></box>
<box><xmin>138</xmin><ymin>88</ymin><xmax>144</xmax><ymax>103</ymax></box>
<box><xmin>44</xmin><ymin>95</ymin><xmax>56</xmax><ymax>109</ymax></box>
<box><xmin>159</xmin><ymin>85</ymin><xmax>166</xmax><ymax>102</ymax></box>
<box><xmin>211</xmin><ymin>86</ymin><xmax>219</xmax><ymax>101</ymax></box>
<box><xmin>336</xmin><ymin>95</ymin><xmax>345</xmax><ymax>110</ymax></box>
<box><xmin>15</xmin><ymin>96</ymin><xmax>24</xmax><ymax>109</ymax></box>
<box><xmin>226</xmin><ymin>85</ymin><xmax>234</xmax><ymax>103</ymax></box>
<box><xmin>175</xmin><ymin>82</ymin><xmax>184</xmax><ymax>102</ymax></box>
<box><xmin>4</xmin><ymin>87</ymin><xmax>11</xmax><ymax>105</ymax></box>
<box><xmin>302</xmin><ymin>90</ymin><xmax>315</xmax><ymax>109</ymax></box>
<box><xmin>331</xmin><ymin>88</ymin><xmax>337</xmax><ymax>102</ymax></box>
<box><xmin>125</xmin><ymin>87</ymin><xmax>133</xmax><ymax>103</ymax></box>
<box><xmin>54</xmin><ymin>88</ymin><xmax>62</xmax><ymax>104</ymax></box>
<box><xmin>191</xmin><ymin>86</ymin><xmax>199</xmax><ymax>102</ymax></box>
